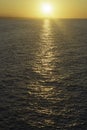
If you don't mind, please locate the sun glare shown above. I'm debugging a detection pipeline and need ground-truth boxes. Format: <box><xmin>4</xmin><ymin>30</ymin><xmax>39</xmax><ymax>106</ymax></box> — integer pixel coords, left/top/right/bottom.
<box><xmin>42</xmin><ymin>3</ymin><xmax>53</xmax><ymax>16</ymax></box>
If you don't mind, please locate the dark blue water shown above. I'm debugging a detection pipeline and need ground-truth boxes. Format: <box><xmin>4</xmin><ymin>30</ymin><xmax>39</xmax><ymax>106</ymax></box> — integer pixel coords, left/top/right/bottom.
<box><xmin>0</xmin><ymin>18</ymin><xmax>87</xmax><ymax>130</ymax></box>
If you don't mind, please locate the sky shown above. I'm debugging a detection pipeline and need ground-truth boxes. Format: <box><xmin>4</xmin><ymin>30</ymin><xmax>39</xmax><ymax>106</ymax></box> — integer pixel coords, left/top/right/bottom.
<box><xmin>0</xmin><ymin>0</ymin><xmax>87</xmax><ymax>18</ymax></box>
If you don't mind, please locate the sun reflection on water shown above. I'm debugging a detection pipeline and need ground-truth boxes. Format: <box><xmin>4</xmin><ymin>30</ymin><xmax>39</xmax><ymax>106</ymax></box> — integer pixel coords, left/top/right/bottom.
<box><xmin>34</xmin><ymin>19</ymin><xmax>55</xmax><ymax>77</ymax></box>
<box><xmin>26</xmin><ymin>19</ymin><xmax>59</xmax><ymax>127</ymax></box>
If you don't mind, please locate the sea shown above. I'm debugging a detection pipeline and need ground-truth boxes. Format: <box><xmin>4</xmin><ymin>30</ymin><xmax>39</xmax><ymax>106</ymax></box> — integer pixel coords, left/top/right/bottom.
<box><xmin>0</xmin><ymin>18</ymin><xmax>87</xmax><ymax>130</ymax></box>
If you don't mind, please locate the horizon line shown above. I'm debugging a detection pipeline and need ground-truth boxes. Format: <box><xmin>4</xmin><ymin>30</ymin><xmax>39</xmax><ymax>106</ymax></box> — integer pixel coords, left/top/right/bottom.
<box><xmin>0</xmin><ymin>16</ymin><xmax>87</xmax><ymax>20</ymax></box>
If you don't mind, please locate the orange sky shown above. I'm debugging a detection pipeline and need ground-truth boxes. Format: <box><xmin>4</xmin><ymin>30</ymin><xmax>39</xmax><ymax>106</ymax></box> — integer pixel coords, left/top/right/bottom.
<box><xmin>0</xmin><ymin>0</ymin><xmax>87</xmax><ymax>18</ymax></box>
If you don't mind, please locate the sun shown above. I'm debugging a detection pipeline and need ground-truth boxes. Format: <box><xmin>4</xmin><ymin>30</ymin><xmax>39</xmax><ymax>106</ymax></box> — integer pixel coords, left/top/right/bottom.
<box><xmin>42</xmin><ymin>3</ymin><xmax>53</xmax><ymax>16</ymax></box>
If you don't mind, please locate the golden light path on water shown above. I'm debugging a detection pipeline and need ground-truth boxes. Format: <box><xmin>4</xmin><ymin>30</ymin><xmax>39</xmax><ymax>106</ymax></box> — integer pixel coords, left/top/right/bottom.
<box><xmin>36</xmin><ymin>19</ymin><xmax>54</xmax><ymax>77</ymax></box>
<box><xmin>26</xmin><ymin>19</ymin><xmax>61</xmax><ymax>127</ymax></box>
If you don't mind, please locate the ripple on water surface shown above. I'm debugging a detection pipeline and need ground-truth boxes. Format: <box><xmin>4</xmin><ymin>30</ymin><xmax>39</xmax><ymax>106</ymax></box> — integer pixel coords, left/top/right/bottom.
<box><xmin>0</xmin><ymin>19</ymin><xmax>87</xmax><ymax>129</ymax></box>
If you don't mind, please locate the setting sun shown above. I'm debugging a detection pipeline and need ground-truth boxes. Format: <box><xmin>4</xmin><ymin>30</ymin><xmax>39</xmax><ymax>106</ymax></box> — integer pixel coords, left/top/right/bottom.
<box><xmin>41</xmin><ymin>3</ymin><xmax>53</xmax><ymax>17</ymax></box>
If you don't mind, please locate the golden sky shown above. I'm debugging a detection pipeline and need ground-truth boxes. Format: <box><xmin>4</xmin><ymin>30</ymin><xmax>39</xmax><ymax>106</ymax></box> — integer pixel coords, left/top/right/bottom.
<box><xmin>0</xmin><ymin>0</ymin><xmax>87</xmax><ymax>18</ymax></box>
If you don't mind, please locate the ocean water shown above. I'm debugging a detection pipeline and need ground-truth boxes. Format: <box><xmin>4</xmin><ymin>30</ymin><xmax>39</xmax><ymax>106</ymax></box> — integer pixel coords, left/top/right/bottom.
<box><xmin>0</xmin><ymin>18</ymin><xmax>87</xmax><ymax>130</ymax></box>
